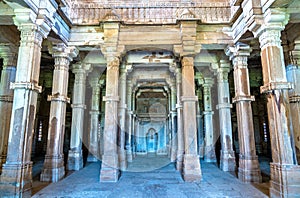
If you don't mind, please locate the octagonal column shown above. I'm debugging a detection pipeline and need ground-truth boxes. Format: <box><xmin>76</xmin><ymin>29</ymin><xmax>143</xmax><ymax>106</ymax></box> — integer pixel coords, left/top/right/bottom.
<box><xmin>87</xmin><ymin>71</ymin><xmax>101</xmax><ymax>162</ymax></box>
<box><xmin>0</xmin><ymin>21</ymin><xmax>50</xmax><ymax>197</ymax></box>
<box><xmin>203</xmin><ymin>78</ymin><xmax>217</xmax><ymax>163</ymax></box>
<box><xmin>0</xmin><ymin>46</ymin><xmax>17</xmax><ymax>174</ymax></box>
<box><xmin>181</xmin><ymin>57</ymin><xmax>201</xmax><ymax>182</ymax></box>
<box><xmin>68</xmin><ymin>63</ymin><xmax>90</xmax><ymax>170</ymax></box>
<box><xmin>216</xmin><ymin>61</ymin><xmax>237</xmax><ymax>172</ymax></box>
<box><xmin>256</xmin><ymin>10</ymin><xmax>300</xmax><ymax>197</ymax></box>
<box><xmin>41</xmin><ymin>44</ymin><xmax>78</xmax><ymax>182</ymax></box>
<box><xmin>100</xmin><ymin>57</ymin><xmax>120</xmax><ymax>182</ymax></box>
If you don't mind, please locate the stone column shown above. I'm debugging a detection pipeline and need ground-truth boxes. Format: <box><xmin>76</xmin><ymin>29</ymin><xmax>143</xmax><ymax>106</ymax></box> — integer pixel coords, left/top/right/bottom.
<box><xmin>100</xmin><ymin>57</ymin><xmax>120</xmax><ymax>182</ymax></box>
<box><xmin>181</xmin><ymin>57</ymin><xmax>201</xmax><ymax>182</ymax></box>
<box><xmin>0</xmin><ymin>47</ymin><xmax>17</xmax><ymax>173</ymax></box>
<box><xmin>286</xmin><ymin>40</ymin><xmax>300</xmax><ymax>163</ymax></box>
<box><xmin>227</xmin><ymin>44</ymin><xmax>261</xmax><ymax>181</ymax></box>
<box><xmin>0</xmin><ymin>21</ymin><xmax>50</xmax><ymax>196</ymax></box>
<box><xmin>87</xmin><ymin>71</ymin><xmax>101</xmax><ymax>162</ymax></box>
<box><xmin>118</xmin><ymin>66</ymin><xmax>127</xmax><ymax>170</ymax></box>
<box><xmin>215</xmin><ymin>60</ymin><xmax>237</xmax><ymax>172</ymax></box>
<box><xmin>175</xmin><ymin>68</ymin><xmax>184</xmax><ymax>171</ymax></box>
<box><xmin>203</xmin><ymin>78</ymin><xmax>217</xmax><ymax>162</ymax></box>
<box><xmin>255</xmin><ymin>10</ymin><xmax>300</xmax><ymax>197</ymax></box>
<box><xmin>170</xmin><ymin>82</ymin><xmax>177</xmax><ymax>162</ymax></box>
<box><xmin>126</xmin><ymin>80</ymin><xmax>133</xmax><ymax>162</ymax></box>
<box><xmin>196</xmin><ymin>87</ymin><xmax>204</xmax><ymax>158</ymax></box>
<box><xmin>40</xmin><ymin>44</ymin><xmax>78</xmax><ymax>182</ymax></box>
<box><xmin>68</xmin><ymin>63</ymin><xmax>90</xmax><ymax>170</ymax></box>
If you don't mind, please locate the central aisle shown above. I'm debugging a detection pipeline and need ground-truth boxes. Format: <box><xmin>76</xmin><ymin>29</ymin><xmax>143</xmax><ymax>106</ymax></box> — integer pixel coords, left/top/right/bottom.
<box><xmin>33</xmin><ymin>159</ymin><xmax>268</xmax><ymax>198</ymax></box>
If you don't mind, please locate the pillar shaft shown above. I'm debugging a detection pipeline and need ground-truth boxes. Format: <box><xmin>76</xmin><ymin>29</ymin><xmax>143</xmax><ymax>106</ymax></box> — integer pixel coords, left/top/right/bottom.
<box><xmin>0</xmin><ymin>48</ymin><xmax>16</xmax><ymax>173</ymax></box>
<box><xmin>100</xmin><ymin>57</ymin><xmax>120</xmax><ymax>182</ymax></box>
<box><xmin>118</xmin><ymin>67</ymin><xmax>127</xmax><ymax>170</ymax></box>
<box><xmin>216</xmin><ymin>61</ymin><xmax>236</xmax><ymax>172</ymax></box>
<box><xmin>228</xmin><ymin>44</ymin><xmax>261</xmax><ymax>182</ymax></box>
<box><xmin>170</xmin><ymin>83</ymin><xmax>177</xmax><ymax>162</ymax></box>
<box><xmin>181</xmin><ymin>57</ymin><xmax>201</xmax><ymax>182</ymax></box>
<box><xmin>68</xmin><ymin>63</ymin><xmax>90</xmax><ymax>170</ymax></box>
<box><xmin>0</xmin><ymin>22</ymin><xmax>50</xmax><ymax>197</ymax></box>
<box><xmin>196</xmin><ymin>89</ymin><xmax>204</xmax><ymax>158</ymax></box>
<box><xmin>203</xmin><ymin>78</ymin><xmax>217</xmax><ymax>162</ymax></box>
<box><xmin>256</xmin><ymin>11</ymin><xmax>300</xmax><ymax>197</ymax></box>
<box><xmin>286</xmin><ymin>40</ymin><xmax>300</xmax><ymax>163</ymax></box>
<box><xmin>41</xmin><ymin>44</ymin><xmax>77</xmax><ymax>182</ymax></box>
<box><xmin>87</xmin><ymin>71</ymin><xmax>101</xmax><ymax>162</ymax></box>
<box><xmin>126</xmin><ymin>81</ymin><xmax>133</xmax><ymax>162</ymax></box>
<box><xmin>176</xmin><ymin>69</ymin><xmax>184</xmax><ymax>171</ymax></box>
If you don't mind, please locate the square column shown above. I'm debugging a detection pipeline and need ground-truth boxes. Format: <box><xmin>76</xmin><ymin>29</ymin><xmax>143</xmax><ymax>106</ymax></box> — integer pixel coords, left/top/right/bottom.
<box><xmin>255</xmin><ymin>9</ymin><xmax>300</xmax><ymax>197</ymax></box>
<box><xmin>0</xmin><ymin>46</ymin><xmax>17</xmax><ymax>173</ymax></box>
<box><xmin>181</xmin><ymin>57</ymin><xmax>202</xmax><ymax>182</ymax></box>
<box><xmin>226</xmin><ymin>44</ymin><xmax>261</xmax><ymax>182</ymax></box>
<box><xmin>41</xmin><ymin>44</ymin><xmax>78</xmax><ymax>182</ymax></box>
<box><xmin>100</xmin><ymin>57</ymin><xmax>120</xmax><ymax>182</ymax></box>
<box><xmin>87</xmin><ymin>70</ymin><xmax>102</xmax><ymax>162</ymax></box>
<box><xmin>0</xmin><ymin>20</ymin><xmax>50</xmax><ymax>196</ymax></box>
<box><xmin>68</xmin><ymin>63</ymin><xmax>91</xmax><ymax>170</ymax></box>
<box><xmin>203</xmin><ymin>78</ymin><xmax>217</xmax><ymax>163</ymax></box>
<box><xmin>215</xmin><ymin>61</ymin><xmax>236</xmax><ymax>172</ymax></box>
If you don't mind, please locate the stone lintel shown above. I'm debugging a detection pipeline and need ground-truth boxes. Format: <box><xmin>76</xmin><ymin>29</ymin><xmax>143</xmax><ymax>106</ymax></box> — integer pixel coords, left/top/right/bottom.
<box><xmin>232</xmin><ymin>95</ymin><xmax>255</xmax><ymax>103</ymax></box>
<box><xmin>289</xmin><ymin>96</ymin><xmax>300</xmax><ymax>103</ymax></box>
<box><xmin>181</xmin><ymin>96</ymin><xmax>198</xmax><ymax>102</ymax></box>
<box><xmin>47</xmin><ymin>94</ymin><xmax>70</xmax><ymax>103</ymax></box>
<box><xmin>0</xmin><ymin>95</ymin><xmax>13</xmax><ymax>102</ymax></box>
<box><xmin>103</xmin><ymin>96</ymin><xmax>119</xmax><ymax>102</ymax></box>
<box><xmin>216</xmin><ymin>103</ymin><xmax>232</xmax><ymax>109</ymax></box>
<box><xmin>260</xmin><ymin>82</ymin><xmax>293</xmax><ymax>93</ymax></box>
<box><xmin>10</xmin><ymin>82</ymin><xmax>42</xmax><ymax>93</ymax></box>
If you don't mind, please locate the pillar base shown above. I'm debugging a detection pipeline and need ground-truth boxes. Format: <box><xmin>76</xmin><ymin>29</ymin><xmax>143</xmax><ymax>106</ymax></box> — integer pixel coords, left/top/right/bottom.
<box><xmin>238</xmin><ymin>155</ymin><xmax>261</xmax><ymax>183</ymax></box>
<box><xmin>126</xmin><ymin>150</ymin><xmax>133</xmax><ymax>162</ymax></box>
<box><xmin>100</xmin><ymin>154</ymin><xmax>119</xmax><ymax>182</ymax></box>
<box><xmin>204</xmin><ymin>146</ymin><xmax>217</xmax><ymax>163</ymax></box>
<box><xmin>118</xmin><ymin>149</ymin><xmax>127</xmax><ymax>171</ymax></box>
<box><xmin>0</xmin><ymin>155</ymin><xmax>6</xmax><ymax>173</ymax></box>
<box><xmin>40</xmin><ymin>155</ymin><xmax>65</xmax><ymax>182</ymax></box>
<box><xmin>67</xmin><ymin>150</ymin><xmax>83</xmax><ymax>171</ymax></box>
<box><xmin>270</xmin><ymin>163</ymin><xmax>300</xmax><ymax>198</ymax></box>
<box><xmin>182</xmin><ymin>154</ymin><xmax>202</xmax><ymax>182</ymax></box>
<box><xmin>220</xmin><ymin>150</ymin><xmax>236</xmax><ymax>172</ymax></box>
<box><xmin>176</xmin><ymin>151</ymin><xmax>184</xmax><ymax>171</ymax></box>
<box><xmin>0</xmin><ymin>162</ymin><xmax>33</xmax><ymax>197</ymax></box>
<box><xmin>87</xmin><ymin>154</ymin><xmax>98</xmax><ymax>162</ymax></box>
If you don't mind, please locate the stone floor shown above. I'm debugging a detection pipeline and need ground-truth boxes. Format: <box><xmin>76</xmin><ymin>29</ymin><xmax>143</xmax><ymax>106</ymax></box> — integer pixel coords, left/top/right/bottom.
<box><xmin>32</xmin><ymin>155</ymin><xmax>269</xmax><ymax>198</ymax></box>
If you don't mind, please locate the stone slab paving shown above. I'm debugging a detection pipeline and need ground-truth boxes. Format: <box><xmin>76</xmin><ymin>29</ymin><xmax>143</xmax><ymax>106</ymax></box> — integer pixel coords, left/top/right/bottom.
<box><xmin>33</xmin><ymin>157</ymin><xmax>268</xmax><ymax>198</ymax></box>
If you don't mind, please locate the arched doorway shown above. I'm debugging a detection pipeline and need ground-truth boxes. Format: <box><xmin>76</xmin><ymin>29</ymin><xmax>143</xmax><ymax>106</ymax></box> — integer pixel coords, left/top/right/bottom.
<box><xmin>146</xmin><ymin>128</ymin><xmax>158</xmax><ymax>153</ymax></box>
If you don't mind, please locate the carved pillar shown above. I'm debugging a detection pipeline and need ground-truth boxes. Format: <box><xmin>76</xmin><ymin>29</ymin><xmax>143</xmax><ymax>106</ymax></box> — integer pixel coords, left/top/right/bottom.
<box><xmin>195</xmin><ymin>74</ymin><xmax>204</xmax><ymax>158</ymax></box>
<box><xmin>286</xmin><ymin>40</ymin><xmax>300</xmax><ymax>164</ymax></box>
<box><xmin>118</xmin><ymin>66</ymin><xmax>127</xmax><ymax>170</ymax></box>
<box><xmin>170</xmin><ymin>82</ymin><xmax>177</xmax><ymax>162</ymax></box>
<box><xmin>175</xmin><ymin>68</ymin><xmax>184</xmax><ymax>171</ymax></box>
<box><xmin>227</xmin><ymin>44</ymin><xmax>262</xmax><ymax>182</ymax></box>
<box><xmin>255</xmin><ymin>10</ymin><xmax>300</xmax><ymax>197</ymax></box>
<box><xmin>181</xmin><ymin>57</ymin><xmax>201</xmax><ymax>182</ymax></box>
<box><xmin>0</xmin><ymin>46</ymin><xmax>17</xmax><ymax>173</ymax></box>
<box><xmin>40</xmin><ymin>44</ymin><xmax>78</xmax><ymax>182</ymax></box>
<box><xmin>126</xmin><ymin>80</ymin><xmax>133</xmax><ymax>162</ymax></box>
<box><xmin>215</xmin><ymin>60</ymin><xmax>237</xmax><ymax>172</ymax></box>
<box><xmin>68</xmin><ymin>63</ymin><xmax>90</xmax><ymax>170</ymax></box>
<box><xmin>87</xmin><ymin>71</ymin><xmax>101</xmax><ymax>162</ymax></box>
<box><xmin>100</xmin><ymin>57</ymin><xmax>120</xmax><ymax>182</ymax></box>
<box><xmin>0</xmin><ymin>46</ymin><xmax>17</xmax><ymax>174</ymax></box>
<box><xmin>203</xmin><ymin>78</ymin><xmax>217</xmax><ymax>162</ymax></box>
<box><xmin>0</xmin><ymin>21</ymin><xmax>50</xmax><ymax>196</ymax></box>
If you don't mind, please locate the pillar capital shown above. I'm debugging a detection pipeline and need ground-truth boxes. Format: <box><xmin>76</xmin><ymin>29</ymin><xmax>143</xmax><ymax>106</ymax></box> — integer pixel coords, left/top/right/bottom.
<box><xmin>72</xmin><ymin>63</ymin><xmax>92</xmax><ymax>74</ymax></box>
<box><xmin>0</xmin><ymin>45</ymin><xmax>18</xmax><ymax>67</ymax></box>
<box><xmin>290</xmin><ymin>40</ymin><xmax>300</xmax><ymax>65</ymax></box>
<box><xmin>203</xmin><ymin>77</ymin><xmax>214</xmax><ymax>87</ymax></box>
<box><xmin>181</xmin><ymin>57</ymin><xmax>194</xmax><ymax>67</ymax></box>
<box><xmin>225</xmin><ymin>43</ymin><xmax>252</xmax><ymax>68</ymax></box>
